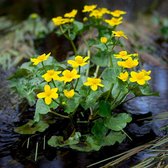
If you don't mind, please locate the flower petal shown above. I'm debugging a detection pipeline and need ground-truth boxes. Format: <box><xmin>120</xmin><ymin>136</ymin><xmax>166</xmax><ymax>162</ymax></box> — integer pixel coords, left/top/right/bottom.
<box><xmin>44</xmin><ymin>85</ymin><xmax>50</xmax><ymax>92</ymax></box>
<box><xmin>37</xmin><ymin>92</ymin><xmax>46</xmax><ymax>98</ymax></box>
<box><xmin>91</xmin><ymin>85</ymin><xmax>98</xmax><ymax>91</ymax></box>
<box><xmin>45</xmin><ymin>97</ymin><xmax>52</xmax><ymax>105</ymax></box>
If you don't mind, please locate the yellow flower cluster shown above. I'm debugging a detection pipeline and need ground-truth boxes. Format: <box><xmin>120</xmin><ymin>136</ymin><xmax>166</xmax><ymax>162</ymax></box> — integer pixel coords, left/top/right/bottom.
<box><xmin>34</xmin><ymin>54</ymin><xmax>104</xmax><ymax>105</ymax></box>
<box><xmin>118</xmin><ymin>70</ymin><xmax>151</xmax><ymax>85</ymax></box>
<box><xmin>115</xmin><ymin>50</ymin><xmax>151</xmax><ymax>85</ymax></box>
<box><xmin>115</xmin><ymin>50</ymin><xmax>139</xmax><ymax>68</ymax></box>
<box><xmin>82</xmin><ymin>5</ymin><xmax>126</xmax><ymax>26</ymax></box>
<box><xmin>52</xmin><ymin>9</ymin><xmax>77</xmax><ymax>26</ymax></box>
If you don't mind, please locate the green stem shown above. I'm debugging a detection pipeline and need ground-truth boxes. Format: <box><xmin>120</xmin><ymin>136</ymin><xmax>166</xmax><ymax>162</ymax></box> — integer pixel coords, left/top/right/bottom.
<box><xmin>52</xmin><ymin>79</ymin><xmax>57</xmax><ymax>87</ymax></box>
<box><xmin>86</xmin><ymin>49</ymin><xmax>91</xmax><ymax>77</ymax></box>
<box><xmin>74</xmin><ymin>66</ymin><xmax>81</xmax><ymax>90</ymax></box>
<box><xmin>77</xmin><ymin>121</ymin><xmax>89</xmax><ymax>124</ymax></box>
<box><xmin>50</xmin><ymin>110</ymin><xmax>70</xmax><ymax>119</ymax></box>
<box><xmin>121</xmin><ymin>96</ymin><xmax>136</xmax><ymax>104</ymax></box>
<box><xmin>27</xmin><ymin>137</ymin><xmax>30</xmax><ymax>149</ymax></box>
<box><xmin>43</xmin><ymin>136</ymin><xmax>46</xmax><ymax>150</ymax></box>
<box><xmin>105</xmin><ymin>83</ymin><xmax>114</xmax><ymax>101</ymax></box>
<box><xmin>121</xmin><ymin>129</ymin><xmax>132</xmax><ymax>141</ymax></box>
<box><xmin>111</xmin><ymin>90</ymin><xmax>121</xmax><ymax>107</ymax></box>
<box><xmin>109</xmin><ymin>54</ymin><xmax>113</xmax><ymax>67</ymax></box>
<box><xmin>52</xmin><ymin>99</ymin><xmax>60</xmax><ymax>105</ymax></box>
<box><xmin>94</xmin><ymin>65</ymin><xmax>100</xmax><ymax>78</ymax></box>
<box><xmin>60</xmin><ymin>26</ymin><xmax>77</xmax><ymax>55</ymax></box>
<box><xmin>41</xmin><ymin>62</ymin><xmax>47</xmax><ymax>71</ymax></box>
<box><xmin>35</xmin><ymin>142</ymin><xmax>39</xmax><ymax>161</ymax></box>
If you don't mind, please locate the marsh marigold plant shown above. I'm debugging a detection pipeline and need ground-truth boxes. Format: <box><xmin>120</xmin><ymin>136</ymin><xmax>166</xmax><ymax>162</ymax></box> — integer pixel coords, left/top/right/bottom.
<box><xmin>10</xmin><ymin>4</ymin><xmax>155</xmax><ymax>152</ymax></box>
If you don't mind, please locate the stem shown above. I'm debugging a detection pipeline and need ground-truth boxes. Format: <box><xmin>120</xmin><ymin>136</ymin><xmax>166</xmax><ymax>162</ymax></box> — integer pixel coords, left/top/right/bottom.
<box><xmin>74</xmin><ymin>66</ymin><xmax>81</xmax><ymax>90</ymax></box>
<box><xmin>121</xmin><ymin>129</ymin><xmax>132</xmax><ymax>141</ymax></box>
<box><xmin>35</xmin><ymin>142</ymin><xmax>39</xmax><ymax>161</ymax></box>
<box><xmin>121</xmin><ymin>96</ymin><xmax>136</xmax><ymax>104</ymax></box>
<box><xmin>52</xmin><ymin>79</ymin><xmax>57</xmax><ymax>87</ymax></box>
<box><xmin>109</xmin><ymin>39</ymin><xmax>119</xmax><ymax>67</ymax></box>
<box><xmin>105</xmin><ymin>83</ymin><xmax>114</xmax><ymax>101</ymax></box>
<box><xmin>60</xmin><ymin>26</ymin><xmax>77</xmax><ymax>55</ymax></box>
<box><xmin>109</xmin><ymin>54</ymin><xmax>113</xmax><ymax>67</ymax></box>
<box><xmin>77</xmin><ymin>121</ymin><xmax>89</xmax><ymax>124</ymax></box>
<box><xmin>52</xmin><ymin>99</ymin><xmax>60</xmax><ymax>105</ymax></box>
<box><xmin>27</xmin><ymin>137</ymin><xmax>30</xmax><ymax>149</ymax></box>
<box><xmin>111</xmin><ymin>90</ymin><xmax>121</xmax><ymax>107</ymax></box>
<box><xmin>43</xmin><ymin>136</ymin><xmax>46</xmax><ymax>150</ymax></box>
<box><xmin>94</xmin><ymin>65</ymin><xmax>100</xmax><ymax>78</ymax></box>
<box><xmin>41</xmin><ymin>62</ymin><xmax>47</xmax><ymax>71</ymax></box>
<box><xmin>49</xmin><ymin>110</ymin><xmax>70</xmax><ymax>119</ymax></box>
<box><xmin>86</xmin><ymin>49</ymin><xmax>91</xmax><ymax>77</ymax></box>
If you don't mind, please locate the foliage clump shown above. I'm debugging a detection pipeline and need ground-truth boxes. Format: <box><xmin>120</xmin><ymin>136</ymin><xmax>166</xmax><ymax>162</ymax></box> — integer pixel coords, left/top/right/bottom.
<box><xmin>10</xmin><ymin>5</ymin><xmax>154</xmax><ymax>151</ymax></box>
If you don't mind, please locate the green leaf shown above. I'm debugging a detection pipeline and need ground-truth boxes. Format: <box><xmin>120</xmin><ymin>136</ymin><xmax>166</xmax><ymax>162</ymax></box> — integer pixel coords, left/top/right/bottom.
<box><xmin>104</xmin><ymin>113</ymin><xmax>132</xmax><ymax>131</ymax></box>
<box><xmin>81</xmin><ymin>89</ymin><xmax>102</xmax><ymax>109</ymax></box>
<box><xmin>64</xmin><ymin>95</ymin><xmax>80</xmax><ymax>114</ymax></box>
<box><xmin>98</xmin><ymin>100</ymin><xmax>111</xmax><ymax>117</ymax></box>
<box><xmin>132</xmin><ymin>84</ymin><xmax>159</xmax><ymax>97</ymax></box>
<box><xmin>15</xmin><ymin>120</ymin><xmax>49</xmax><ymax>134</ymax></box>
<box><xmin>91</xmin><ymin>51</ymin><xmax>109</xmax><ymax>67</ymax></box>
<box><xmin>102</xmin><ymin>67</ymin><xmax>121</xmax><ymax>82</ymax></box>
<box><xmin>34</xmin><ymin>99</ymin><xmax>50</xmax><ymax>122</ymax></box>
<box><xmin>48</xmin><ymin>132</ymin><xmax>81</xmax><ymax>147</ymax></box>
<box><xmin>94</xmin><ymin>43</ymin><xmax>107</xmax><ymax>51</ymax></box>
<box><xmin>48</xmin><ymin>136</ymin><xmax>65</xmax><ymax>147</ymax></box>
<box><xmin>91</xmin><ymin>119</ymin><xmax>108</xmax><ymax>138</ymax></box>
<box><xmin>73</xmin><ymin>21</ymin><xmax>84</xmax><ymax>32</ymax></box>
<box><xmin>8</xmin><ymin>68</ymin><xmax>29</xmax><ymax>79</ymax></box>
<box><xmin>103</xmin><ymin>131</ymin><xmax>126</xmax><ymax>146</ymax></box>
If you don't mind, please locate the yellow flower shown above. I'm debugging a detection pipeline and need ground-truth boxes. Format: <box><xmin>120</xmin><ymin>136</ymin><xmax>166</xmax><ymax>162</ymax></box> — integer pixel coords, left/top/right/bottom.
<box><xmin>117</xmin><ymin>57</ymin><xmax>139</xmax><ymax>68</ymax></box>
<box><xmin>114</xmin><ymin>51</ymin><xmax>130</xmax><ymax>59</ymax></box>
<box><xmin>52</xmin><ymin>16</ymin><xmax>64</xmax><ymax>26</ymax></box>
<box><xmin>105</xmin><ymin>17</ymin><xmax>123</xmax><ymax>26</ymax></box>
<box><xmin>84</xmin><ymin>77</ymin><xmax>104</xmax><ymax>91</ymax></box>
<box><xmin>89</xmin><ymin>9</ymin><xmax>102</xmax><ymax>18</ymax></box>
<box><xmin>111</xmin><ymin>10</ymin><xmax>126</xmax><ymax>17</ymax></box>
<box><xmin>141</xmin><ymin>69</ymin><xmax>151</xmax><ymax>75</ymax></box>
<box><xmin>64</xmin><ymin>9</ymin><xmax>78</xmax><ymax>18</ymax></box>
<box><xmin>112</xmin><ymin>30</ymin><xmax>128</xmax><ymax>39</ymax></box>
<box><xmin>67</xmin><ymin>55</ymin><xmax>89</xmax><ymax>68</ymax></box>
<box><xmin>83</xmin><ymin>17</ymin><xmax>88</xmax><ymax>22</ymax></box>
<box><xmin>64</xmin><ymin>89</ymin><xmax>75</xmax><ymax>98</ymax></box>
<box><xmin>118</xmin><ymin>72</ymin><xmax>129</xmax><ymax>82</ymax></box>
<box><xmin>61</xmin><ymin>69</ymin><xmax>80</xmax><ymax>83</ymax></box>
<box><xmin>42</xmin><ymin>70</ymin><xmax>61</xmax><ymax>82</ymax></box>
<box><xmin>30</xmin><ymin>13</ymin><xmax>39</xmax><ymax>19</ymax></box>
<box><xmin>89</xmin><ymin>8</ymin><xmax>110</xmax><ymax>18</ymax></box>
<box><xmin>130</xmin><ymin>70</ymin><xmax>151</xmax><ymax>85</ymax></box>
<box><xmin>30</xmin><ymin>52</ymin><xmax>51</xmax><ymax>65</ymax></box>
<box><xmin>37</xmin><ymin>85</ymin><xmax>58</xmax><ymax>105</ymax></box>
<box><xmin>82</xmin><ymin>5</ymin><xmax>97</xmax><ymax>12</ymax></box>
<box><xmin>52</xmin><ymin>16</ymin><xmax>73</xmax><ymax>26</ymax></box>
<box><xmin>100</xmin><ymin>37</ymin><xmax>108</xmax><ymax>44</ymax></box>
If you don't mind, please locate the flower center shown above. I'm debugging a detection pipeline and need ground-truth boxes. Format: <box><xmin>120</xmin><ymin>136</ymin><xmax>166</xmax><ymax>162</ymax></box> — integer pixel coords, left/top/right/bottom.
<box><xmin>45</xmin><ymin>90</ymin><xmax>52</xmax><ymax>97</ymax></box>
